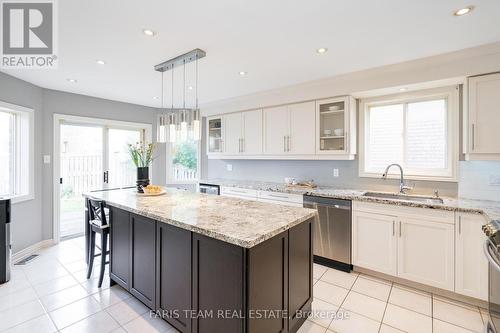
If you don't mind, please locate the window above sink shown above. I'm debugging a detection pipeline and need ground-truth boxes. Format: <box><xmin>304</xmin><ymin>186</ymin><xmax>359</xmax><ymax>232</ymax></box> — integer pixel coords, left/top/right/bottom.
<box><xmin>359</xmin><ymin>86</ymin><xmax>459</xmax><ymax>182</ymax></box>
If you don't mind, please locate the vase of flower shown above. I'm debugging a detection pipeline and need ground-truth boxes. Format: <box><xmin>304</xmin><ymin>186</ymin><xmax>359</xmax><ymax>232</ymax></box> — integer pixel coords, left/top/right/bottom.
<box><xmin>136</xmin><ymin>166</ymin><xmax>150</xmax><ymax>193</ymax></box>
<box><xmin>128</xmin><ymin>142</ymin><xmax>156</xmax><ymax>193</ymax></box>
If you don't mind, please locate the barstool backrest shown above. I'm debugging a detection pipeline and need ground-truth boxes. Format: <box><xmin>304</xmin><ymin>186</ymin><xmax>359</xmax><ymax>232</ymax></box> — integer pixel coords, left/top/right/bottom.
<box><xmin>87</xmin><ymin>199</ymin><xmax>107</xmax><ymax>227</ymax></box>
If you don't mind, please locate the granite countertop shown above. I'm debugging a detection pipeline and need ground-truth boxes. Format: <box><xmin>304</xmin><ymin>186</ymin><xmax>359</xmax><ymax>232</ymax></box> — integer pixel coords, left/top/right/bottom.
<box><xmin>84</xmin><ymin>188</ymin><xmax>317</xmax><ymax>248</ymax></box>
<box><xmin>201</xmin><ymin>178</ymin><xmax>500</xmax><ymax>222</ymax></box>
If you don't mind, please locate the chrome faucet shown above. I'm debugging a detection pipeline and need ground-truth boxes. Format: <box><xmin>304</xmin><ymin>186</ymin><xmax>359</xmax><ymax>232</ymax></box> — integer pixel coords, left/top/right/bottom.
<box><xmin>381</xmin><ymin>163</ymin><xmax>414</xmax><ymax>194</ymax></box>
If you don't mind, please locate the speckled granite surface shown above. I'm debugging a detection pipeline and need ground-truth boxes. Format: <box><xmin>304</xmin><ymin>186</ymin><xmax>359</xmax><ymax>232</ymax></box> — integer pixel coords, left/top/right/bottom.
<box><xmin>84</xmin><ymin>188</ymin><xmax>317</xmax><ymax>248</ymax></box>
<box><xmin>201</xmin><ymin>178</ymin><xmax>500</xmax><ymax>222</ymax></box>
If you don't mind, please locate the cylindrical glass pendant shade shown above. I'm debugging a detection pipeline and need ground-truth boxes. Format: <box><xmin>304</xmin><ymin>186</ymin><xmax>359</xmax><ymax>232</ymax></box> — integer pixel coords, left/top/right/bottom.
<box><xmin>157</xmin><ymin>115</ymin><xmax>168</xmax><ymax>143</ymax></box>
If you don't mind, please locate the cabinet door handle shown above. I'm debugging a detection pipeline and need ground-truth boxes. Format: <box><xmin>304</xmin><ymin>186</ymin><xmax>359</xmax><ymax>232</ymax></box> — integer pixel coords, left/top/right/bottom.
<box><xmin>283</xmin><ymin>136</ymin><xmax>286</xmax><ymax>152</ymax></box>
<box><xmin>287</xmin><ymin>136</ymin><xmax>291</xmax><ymax>152</ymax></box>
<box><xmin>241</xmin><ymin>138</ymin><xmax>244</xmax><ymax>153</ymax></box>
<box><xmin>392</xmin><ymin>221</ymin><xmax>395</xmax><ymax>236</ymax></box>
<box><xmin>458</xmin><ymin>216</ymin><xmax>462</xmax><ymax>234</ymax></box>
<box><xmin>399</xmin><ymin>221</ymin><xmax>402</xmax><ymax>237</ymax></box>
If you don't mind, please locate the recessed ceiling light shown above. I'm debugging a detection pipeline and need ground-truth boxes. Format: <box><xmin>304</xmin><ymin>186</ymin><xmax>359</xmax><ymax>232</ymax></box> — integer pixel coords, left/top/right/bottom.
<box><xmin>399</xmin><ymin>87</ymin><xmax>408</xmax><ymax>92</ymax></box>
<box><xmin>96</xmin><ymin>60</ymin><xmax>106</xmax><ymax>65</ymax></box>
<box><xmin>239</xmin><ymin>71</ymin><xmax>247</xmax><ymax>76</ymax></box>
<box><xmin>67</xmin><ymin>78</ymin><xmax>77</xmax><ymax>83</ymax></box>
<box><xmin>454</xmin><ymin>6</ymin><xmax>474</xmax><ymax>16</ymax></box>
<box><xmin>142</xmin><ymin>29</ymin><xmax>156</xmax><ymax>36</ymax></box>
<box><xmin>316</xmin><ymin>47</ymin><xmax>328</xmax><ymax>54</ymax></box>
<box><xmin>152</xmin><ymin>96</ymin><xmax>159</xmax><ymax>100</ymax></box>
<box><xmin>187</xmin><ymin>86</ymin><xmax>194</xmax><ymax>90</ymax></box>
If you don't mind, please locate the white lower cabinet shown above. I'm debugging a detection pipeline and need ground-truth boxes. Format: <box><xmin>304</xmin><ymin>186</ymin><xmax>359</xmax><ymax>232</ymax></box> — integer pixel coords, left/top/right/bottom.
<box><xmin>257</xmin><ymin>191</ymin><xmax>303</xmax><ymax>207</ymax></box>
<box><xmin>455</xmin><ymin>213</ymin><xmax>488</xmax><ymax>301</ymax></box>
<box><xmin>353</xmin><ymin>202</ymin><xmax>461</xmax><ymax>294</ymax></box>
<box><xmin>397</xmin><ymin>218</ymin><xmax>454</xmax><ymax>291</ymax></box>
<box><xmin>220</xmin><ymin>186</ymin><xmax>258</xmax><ymax>200</ymax></box>
<box><xmin>352</xmin><ymin>211</ymin><xmax>398</xmax><ymax>276</ymax></box>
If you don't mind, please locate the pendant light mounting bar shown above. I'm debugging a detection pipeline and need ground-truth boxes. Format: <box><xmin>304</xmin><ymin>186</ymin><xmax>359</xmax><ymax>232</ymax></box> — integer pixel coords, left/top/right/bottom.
<box><xmin>154</xmin><ymin>48</ymin><xmax>206</xmax><ymax>73</ymax></box>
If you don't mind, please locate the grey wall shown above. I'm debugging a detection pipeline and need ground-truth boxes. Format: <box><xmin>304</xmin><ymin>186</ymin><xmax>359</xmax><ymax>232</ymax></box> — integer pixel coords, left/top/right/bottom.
<box><xmin>41</xmin><ymin>89</ymin><xmax>159</xmax><ymax>240</ymax></box>
<box><xmin>0</xmin><ymin>72</ymin><xmax>44</xmax><ymax>253</ymax></box>
<box><xmin>0</xmin><ymin>72</ymin><xmax>161</xmax><ymax>252</ymax></box>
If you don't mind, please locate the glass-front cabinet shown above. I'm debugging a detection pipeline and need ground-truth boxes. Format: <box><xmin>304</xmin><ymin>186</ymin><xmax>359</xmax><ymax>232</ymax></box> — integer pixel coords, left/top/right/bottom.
<box><xmin>316</xmin><ymin>96</ymin><xmax>356</xmax><ymax>157</ymax></box>
<box><xmin>207</xmin><ymin>116</ymin><xmax>224</xmax><ymax>154</ymax></box>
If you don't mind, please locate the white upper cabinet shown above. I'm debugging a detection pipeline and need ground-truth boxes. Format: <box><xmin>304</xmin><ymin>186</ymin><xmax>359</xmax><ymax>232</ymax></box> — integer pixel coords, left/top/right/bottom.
<box><xmin>316</xmin><ymin>96</ymin><xmax>356</xmax><ymax>158</ymax></box>
<box><xmin>467</xmin><ymin>73</ymin><xmax>500</xmax><ymax>159</ymax></box>
<box><xmin>264</xmin><ymin>105</ymin><xmax>289</xmax><ymax>154</ymax></box>
<box><xmin>288</xmin><ymin>102</ymin><xmax>316</xmax><ymax>155</ymax></box>
<box><xmin>207</xmin><ymin>95</ymin><xmax>357</xmax><ymax>160</ymax></box>
<box><xmin>207</xmin><ymin>116</ymin><xmax>224</xmax><ymax>155</ymax></box>
<box><xmin>210</xmin><ymin>109</ymin><xmax>263</xmax><ymax>156</ymax></box>
<box><xmin>264</xmin><ymin>102</ymin><xmax>315</xmax><ymax>155</ymax></box>
<box><xmin>242</xmin><ymin>109</ymin><xmax>263</xmax><ymax>155</ymax></box>
<box><xmin>455</xmin><ymin>213</ymin><xmax>488</xmax><ymax>301</ymax></box>
<box><xmin>224</xmin><ymin>112</ymin><xmax>243</xmax><ymax>155</ymax></box>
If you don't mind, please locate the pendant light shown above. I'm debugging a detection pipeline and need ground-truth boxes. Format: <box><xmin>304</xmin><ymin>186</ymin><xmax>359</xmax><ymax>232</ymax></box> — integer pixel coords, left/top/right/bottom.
<box><xmin>192</xmin><ymin>56</ymin><xmax>201</xmax><ymax>141</ymax></box>
<box><xmin>168</xmin><ymin>65</ymin><xmax>176</xmax><ymax>143</ymax></box>
<box><xmin>154</xmin><ymin>49</ymin><xmax>206</xmax><ymax>143</ymax></box>
<box><xmin>157</xmin><ymin>72</ymin><xmax>167</xmax><ymax>143</ymax></box>
<box><xmin>179</xmin><ymin>59</ymin><xmax>188</xmax><ymax>142</ymax></box>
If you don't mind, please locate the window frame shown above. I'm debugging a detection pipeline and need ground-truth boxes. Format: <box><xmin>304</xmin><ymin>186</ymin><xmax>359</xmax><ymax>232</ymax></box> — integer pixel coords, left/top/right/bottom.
<box><xmin>0</xmin><ymin>100</ymin><xmax>35</xmax><ymax>203</ymax></box>
<box><xmin>359</xmin><ymin>86</ymin><xmax>459</xmax><ymax>182</ymax></box>
<box><xmin>165</xmin><ymin>138</ymin><xmax>201</xmax><ymax>185</ymax></box>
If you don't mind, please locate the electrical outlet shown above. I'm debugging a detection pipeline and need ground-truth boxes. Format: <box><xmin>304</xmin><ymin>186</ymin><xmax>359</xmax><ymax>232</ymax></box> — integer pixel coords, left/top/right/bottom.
<box><xmin>43</xmin><ymin>155</ymin><xmax>51</xmax><ymax>164</ymax></box>
<box><xmin>226</xmin><ymin>164</ymin><xmax>233</xmax><ymax>171</ymax></box>
<box><xmin>489</xmin><ymin>175</ymin><xmax>500</xmax><ymax>186</ymax></box>
<box><xmin>333</xmin><ymin>168</ymin><xmax>339</xmax><ymax>177</ymax></box>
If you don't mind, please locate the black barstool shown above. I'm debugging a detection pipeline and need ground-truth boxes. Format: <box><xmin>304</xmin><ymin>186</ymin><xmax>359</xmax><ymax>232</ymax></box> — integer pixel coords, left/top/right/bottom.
<box><xmin>86</xmin><ymin>199</ymin><xmax>110</xmax><ymax>288</ymax></box>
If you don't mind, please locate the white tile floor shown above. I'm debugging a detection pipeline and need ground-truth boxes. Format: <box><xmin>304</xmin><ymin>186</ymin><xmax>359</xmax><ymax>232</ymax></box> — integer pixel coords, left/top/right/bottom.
<box><xmin>0</xmin><ymin>238</ymin><xmax>490</xmax><ymax>333</ymax></box>
<box><xmin>303</xmin><ymin>264</ymin><xmax>489</xmax><ymax>333</ymax></box>
<box><xmin>0</xmin><ymin>237</ymin><xmax>176</xmax><ymax>333</ymax></box>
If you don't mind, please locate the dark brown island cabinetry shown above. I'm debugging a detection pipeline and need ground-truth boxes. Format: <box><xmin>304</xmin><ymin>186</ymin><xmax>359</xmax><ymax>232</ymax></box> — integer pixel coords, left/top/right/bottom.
<box><xmin>108</xmin><ymin>205</ymin><xmax>314</xmax><ymax>333</ymax></box>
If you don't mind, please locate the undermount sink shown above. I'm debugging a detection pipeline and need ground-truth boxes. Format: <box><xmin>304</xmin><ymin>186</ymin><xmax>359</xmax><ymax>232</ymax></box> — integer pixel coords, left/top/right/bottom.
<box><xmin>363</xmin><ymin>192</ymin><xmax>444</xmax><ymax>204</ymax></box>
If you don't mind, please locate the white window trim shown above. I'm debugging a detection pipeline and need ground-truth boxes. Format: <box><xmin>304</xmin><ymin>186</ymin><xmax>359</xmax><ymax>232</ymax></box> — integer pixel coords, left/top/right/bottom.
<box><xmin>165</xmin><ymin>140</ymin><xmax>201</xmax><ymax>184</ymax></box>
<box><xmin>359</xmin><ymin>86</ymin><xmax>459</xmax><ymax>182</ymax></box>
<box><xmin>0</xmin><ymin>100</ymin><xmax>34</xmax><ymax>204</ymax></box>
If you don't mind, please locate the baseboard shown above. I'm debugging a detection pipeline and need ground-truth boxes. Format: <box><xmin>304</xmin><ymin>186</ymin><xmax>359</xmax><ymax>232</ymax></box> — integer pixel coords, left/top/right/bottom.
<box><xmin>12</xmin><ymin>239</ymin><xmax>54</xmax><ymax>264</ymax></box>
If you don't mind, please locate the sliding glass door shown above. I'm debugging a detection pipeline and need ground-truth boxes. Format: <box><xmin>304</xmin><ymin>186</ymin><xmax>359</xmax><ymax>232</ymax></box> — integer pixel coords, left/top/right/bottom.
<box><xmin>107</xmin><ymin>128</ymin><xmax>142</xmax><ymax>188</ymax></box>
<box><xmin>58</xmin><ymin>121</ymin><xmax>145</xmax><ymax>240</ymax></box>
<box><xmin>59</xmin><ymin>124</ymin><xmax>104</xmax><ymax>239</ymax></box>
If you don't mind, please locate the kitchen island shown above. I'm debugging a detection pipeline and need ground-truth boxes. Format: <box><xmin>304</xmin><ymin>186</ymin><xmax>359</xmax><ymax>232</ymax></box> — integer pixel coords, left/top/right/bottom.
<box><xmin>84</xmin><ymin>188</ymin><xmax>317</xmax><ymax>333</ymax></box>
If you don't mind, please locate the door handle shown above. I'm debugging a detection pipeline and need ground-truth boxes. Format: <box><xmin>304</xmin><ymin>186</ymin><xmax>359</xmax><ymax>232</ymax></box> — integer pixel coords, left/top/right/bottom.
<box><xmin>483</xmin><ymin>240</ymin><xmax>500</xmax><ymax>273</ymax></box>
<box><xmin>471</xmin><ymin>124</ymin><xmax>475</xmax><ymax>151</ymax></box>
<box><xmin>103</xmin><ymin>171</ymin><xmax>109</xmax><ymax>184</ymax></box>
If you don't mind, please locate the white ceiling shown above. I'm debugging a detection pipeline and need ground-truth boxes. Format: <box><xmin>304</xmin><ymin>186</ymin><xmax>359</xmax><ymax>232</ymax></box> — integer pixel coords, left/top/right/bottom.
<box><xmin>2</xmin><ymin>0</ymin><xmax>500</xmax><ymax>108</ymax></box>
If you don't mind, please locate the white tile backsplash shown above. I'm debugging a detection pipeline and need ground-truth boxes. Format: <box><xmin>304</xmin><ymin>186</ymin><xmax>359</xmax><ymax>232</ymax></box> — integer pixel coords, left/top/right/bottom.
<box><xmin>459</xmin><ymin>161</ymin><xmax>500</xmax><ymax>201</ymax></box>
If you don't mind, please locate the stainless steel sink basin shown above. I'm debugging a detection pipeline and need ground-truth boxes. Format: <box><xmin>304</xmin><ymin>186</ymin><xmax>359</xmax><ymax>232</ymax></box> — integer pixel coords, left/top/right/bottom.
<box><xmin>363</xmin><ymin>192</ymin><xmax>444</xmax><ymax>204</ymax></box>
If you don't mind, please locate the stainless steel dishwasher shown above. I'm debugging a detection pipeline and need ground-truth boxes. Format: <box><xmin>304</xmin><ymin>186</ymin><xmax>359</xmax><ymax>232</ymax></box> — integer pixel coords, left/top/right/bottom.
<box><xmin>303</xmin><ymin>195</ymin><xmax>352</xmax><ymax>272</ymax></box>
